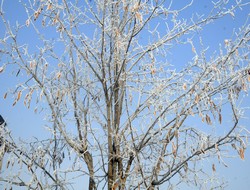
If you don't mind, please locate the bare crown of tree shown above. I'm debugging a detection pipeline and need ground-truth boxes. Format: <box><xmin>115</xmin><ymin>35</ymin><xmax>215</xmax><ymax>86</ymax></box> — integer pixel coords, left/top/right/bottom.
<box><xmin>0</xmin><ymin>0</ymin><xmax>250</xmax><ymax>189</ymax></box>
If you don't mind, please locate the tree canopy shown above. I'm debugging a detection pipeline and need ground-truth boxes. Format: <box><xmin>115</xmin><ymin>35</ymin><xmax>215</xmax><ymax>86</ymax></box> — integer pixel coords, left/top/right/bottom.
<box><xmin>0</xmin><ymin>0</ymin><xmax>250</xmax><ymax>189</ymax></box>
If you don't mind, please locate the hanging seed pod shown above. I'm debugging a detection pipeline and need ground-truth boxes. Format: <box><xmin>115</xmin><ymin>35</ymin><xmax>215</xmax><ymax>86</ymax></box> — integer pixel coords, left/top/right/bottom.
<box><xmin>212</xmin><ymin>164</ymin><xmax>216</xmax><ymax>172</ymax></box>
<box><xmin>12</xmin><ymin>101</ymin><xmax>17</xmax><ymax>107</ymax></box>
<box><xmin>47</xmin><ymin>3</ymin><xmax>52</xmax><ymax>10</ymax></box>
<box><xmin>56</xmin><ymin>72</ymin><xmax>61</xmax><ymax>79</ymax></box>
<box><xmin>182</xmin><ymin>83</ymin><xmax>187</xmax><ymax>90</ymax></box>
<box><xmin>205</xmin><ymin>114</ymin><xmax>212</xmax><ymax>125</ymax></box>
<box><xmin>195</xmin><ymin>94</ymin><xmax>200</xmax><ymax>104</ymax></box>
<box><xmin>17</xmin><ymin>91</ymin><xmax>22</xmax><ymax>102</ymax></box>
<box><xmin>3</xmin><ymin>92</ymin><xmax>7</xmax><ymax>99</ymax></box>
<box><xmin>218</xmin><ymin>113</ymin><xmax>222</xmax><ymax>124</ymax></box>
<box><xmin>239</xmin><ymin>148</ymin><xmax>245</xmax><ymax>160</ymax></box>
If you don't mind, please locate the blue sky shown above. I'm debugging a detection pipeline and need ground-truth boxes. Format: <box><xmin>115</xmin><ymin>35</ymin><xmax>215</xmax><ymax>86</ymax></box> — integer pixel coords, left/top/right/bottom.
<box><xmin>0</xmin><ymin>0</ymin><xmax>250</xmax><ymax>189</ymax></box>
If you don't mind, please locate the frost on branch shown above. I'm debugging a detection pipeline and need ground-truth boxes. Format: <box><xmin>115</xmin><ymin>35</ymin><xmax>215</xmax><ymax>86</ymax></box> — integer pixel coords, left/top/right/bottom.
<box><xmin>0</xmin><ymin>0</ymin><xmax>249</xmax><ymax>189</ymax></box>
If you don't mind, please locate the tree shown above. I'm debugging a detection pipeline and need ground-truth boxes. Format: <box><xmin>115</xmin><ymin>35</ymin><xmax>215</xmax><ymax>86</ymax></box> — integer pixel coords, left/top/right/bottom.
<box><xmin>0</xmin><ymin>0</ymin><xmax>249</xmax><ymax>189</ymax></box>
<box><xmin>0</xmin><ymin>115</ymin><xmax>6</xmax><ymax>126</ymax></box>
<box><xmin>0</xmin><ymin>115</ymin><xmax>6</xmax><ymax>171</ymax></box>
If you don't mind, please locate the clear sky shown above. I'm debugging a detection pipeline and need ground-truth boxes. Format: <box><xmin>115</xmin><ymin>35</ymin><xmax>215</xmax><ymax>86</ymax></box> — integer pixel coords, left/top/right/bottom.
<box><xmin>0</xmin><ymin>0</ymin><xmax>250</xmax><ymax>189</ymax></box>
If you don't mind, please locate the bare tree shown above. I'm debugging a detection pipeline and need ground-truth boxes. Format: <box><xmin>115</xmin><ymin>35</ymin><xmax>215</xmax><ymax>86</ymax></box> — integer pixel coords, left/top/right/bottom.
<box><xmin>0</xmin><ymin>0</ymin><xmax>250</xmax><ymax>189</ymax></box>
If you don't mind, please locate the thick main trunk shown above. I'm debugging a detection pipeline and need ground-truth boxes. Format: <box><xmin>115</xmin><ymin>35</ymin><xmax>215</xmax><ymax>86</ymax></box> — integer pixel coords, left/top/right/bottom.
<box><xmin>83</xmin><ymin>151</ymin><xmax>96</xmax><ymax>190</ymax></box>
<box><xmin>89</xmin><ymin>178</ymin><xmax>95</xmax><ymax>190</ymax></box>
<box><xmin>107</xmin><ymin>102</ymin><xmax>114</xmax><ymax>190</ymax></box>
